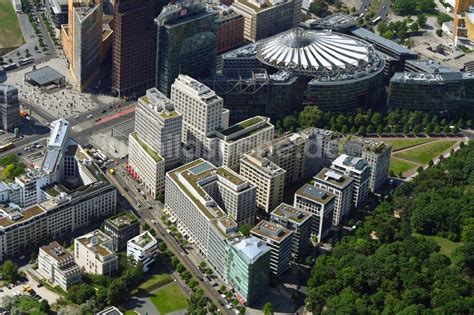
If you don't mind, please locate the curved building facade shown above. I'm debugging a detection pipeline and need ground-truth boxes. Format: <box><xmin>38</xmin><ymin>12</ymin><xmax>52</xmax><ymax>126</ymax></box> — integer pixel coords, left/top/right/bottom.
<box><xmin>256</xmin><ymin>28</ymin><xmax>385</xmax><ymax>112</ymax></box>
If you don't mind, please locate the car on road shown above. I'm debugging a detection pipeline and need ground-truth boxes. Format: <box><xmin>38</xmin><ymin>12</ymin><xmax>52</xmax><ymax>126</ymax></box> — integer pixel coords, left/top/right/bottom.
<box><xmin>87</xmin><ymin>114</ymin><xmax>93</xmax><ymax>119</ymax></box>
<box><xmin>101</xmin><ymin>109</ymin><xmax>107</xmax><ymax>114</ymax></box>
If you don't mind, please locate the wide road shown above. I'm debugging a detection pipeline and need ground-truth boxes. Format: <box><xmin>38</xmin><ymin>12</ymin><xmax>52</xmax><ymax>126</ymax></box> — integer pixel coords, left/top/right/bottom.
<box><xmin>106</xmin><ymin>171</ymin><xmax>232</xmax><ymax>315</ymax></box>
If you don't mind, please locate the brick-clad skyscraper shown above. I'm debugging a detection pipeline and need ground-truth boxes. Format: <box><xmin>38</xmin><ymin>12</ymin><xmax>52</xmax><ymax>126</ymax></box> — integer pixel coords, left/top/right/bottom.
<box><xmin>112</xmin><ymin>0</ymin><xmax>168</xmax><ymax>97</ymax></box>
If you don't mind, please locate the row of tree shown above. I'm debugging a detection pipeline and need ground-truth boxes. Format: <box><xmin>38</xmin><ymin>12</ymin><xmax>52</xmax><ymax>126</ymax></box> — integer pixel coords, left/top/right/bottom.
<box><xmin>277</xmin><ymin>107</ymin><xmax>471</xmax><ymax>136</ymax></box>
<box><xmin>393</xmin><ymin>0</ymin><xmax>435</xmax><ymax>15</ymax></box>
<box><xmin>305</xmin><ymin>142</ymin><xmax>474</xmax><ymax>313</ymax></box>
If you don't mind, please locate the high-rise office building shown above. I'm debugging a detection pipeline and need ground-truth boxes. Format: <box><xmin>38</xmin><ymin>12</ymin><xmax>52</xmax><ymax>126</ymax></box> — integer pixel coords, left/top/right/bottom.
<box><xmin>61</xmin><ymin>0</ymin><xmax>112</xmax><ymax>91</ymax></box>
<box><xmin>227</xmin><ymin>237</ymin><xmax>270</xmax><ymax>305</ymax></box>
<box><xmin>313</xmin><ymin>168</ymin><xmax>354</xmax><ymax>226</ymax></box>
<box><xmin>231</xmin><ymin>0</ymin><xmax>301</xmax><ymax>42</ymax></box>
<box><xmin>103</xmin><ymin>211</ymin><xmax>140</xmax><ymax>252</ymax></box>
<box><xmin>331</xmin><ymin>154</ymin><xmax>371</xmax><ymax>208</ymax></box>
<box><xmin>134</xmin><ymin>88</ymin><xmax>182</xmax><ymax>170</ymax></box>
<box><xmin>270</xmin><ymin>203</ymin><xmax>311</xmax><ymax>262</ymax></box>
<box><xmin>214</xmin><ymin>4</ymin><xmax>245</xmax><ymax>54</ymax></box>
<box><xmin>343</xmin><ymin>137</ymin><xmax>392</xmax><ymax>193</ymax></box>
<box><xmin>111</xmin><ymin>0</ymin><xmax>167</xmax><ymax>97</ymax></box>
<box><xmin>155</xmin><ymin>2</ymin><xmax>218</xmax><ymax>95</ymax></box>
<box><xmin>294</xmin><ymin>184</ymin><xmax>335</xmax><ymax>242</ymax></box>
<box><xmin>171</xmin><ymin>75</ymin><xmax>223</xmax><ymax>161</ymax></box>
<box><xmin>251</xmin><ymin>220</ymin><xmax>292</xmax><ymax>277</ymax></box>
<box><xmin>240</xmin><ymin>152</ymin><xmax>285</xmax><ymax>213</ymax></box>
<box><xmin>0</xmin><ymin>84</ymin><xmax>20</xmax><ymax>132</ymax></box>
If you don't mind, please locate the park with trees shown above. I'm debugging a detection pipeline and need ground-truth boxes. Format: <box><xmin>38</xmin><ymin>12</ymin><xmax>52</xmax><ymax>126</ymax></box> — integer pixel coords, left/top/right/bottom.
<box><xmin>305</xmin><ymin>142</ymin><xmax>474</xmax><ymax>313</ymax></box>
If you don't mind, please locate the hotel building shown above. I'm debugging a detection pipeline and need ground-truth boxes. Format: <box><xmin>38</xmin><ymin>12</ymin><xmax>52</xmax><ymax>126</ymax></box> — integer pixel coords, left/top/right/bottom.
<box><xmin>74</xmin><ymin>229</ymin><xmax>118</xmax><ymax>276</ymax></box>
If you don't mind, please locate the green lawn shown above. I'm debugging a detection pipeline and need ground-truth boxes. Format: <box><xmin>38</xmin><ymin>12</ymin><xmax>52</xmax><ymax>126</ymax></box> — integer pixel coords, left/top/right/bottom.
<box><xmin>150</xmin><ymin>283</ymin><xmax>188</xmax><ymax>314</ymax></box>
<box><xmin>394</xmin><ymin>140</ymin><xmax>457</xmax><ymax>164</ymax></box>
<box><xmin>136</xmin><ymin>272</ymin><xmax>173</xmax><ymax>292</ymax></box>
<box><xmin>413</xmin><ymin>233</ymin><xmax>463</xmax><ymax>261</ymax></box>
<box><xmin>389</xmin><ymin>158</ymin><xmax>417</xmax><ymax>175</ymax></box>
<box><xmin>124</xmin><ymin>311</ymin><xmax>138</xmax><ymax>315</ymax></box>
<box><xmin>382</xmin><ymin>138</ymin><xmax>434</xmax><ymax>152</ymax></box>
<box><xmin>0</xmin><ymin>0</ymin><xmax>24</xmax><ymax>53</ymax></box>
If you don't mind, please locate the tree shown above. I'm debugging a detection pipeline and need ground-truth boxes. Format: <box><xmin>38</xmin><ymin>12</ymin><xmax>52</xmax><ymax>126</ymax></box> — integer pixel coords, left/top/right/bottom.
<box><xmin>436</xmin><ymin>29</ymin><xmax>443</xmax><ymax>37</ymax></box>
<box><xmin>283</xmin><ymin>115</ymin><xmax>298</xmax><ymax>132</ymax></box>
<box><xmin>417</xmin><ymin>0</ymin><xmax>435</xmax><ymax>12</ymax></box>
<box><xmin>370</xmin><ymin>113</ymin><xmax>382</xmax><ymax>126</ymax></box>
<box><xmin>239</xmin><ymin>224</ymin><xmax>252</xmax><ymax>237</ymax></box>
<box><xmin>299</xmin><ymin>106</ymin><xmax>323</xmax><ymax>129</ymax></box>
<box><xmin>417</xmin><ymin>14</ymin><xmax>427</xmax><ymax>28</ymax></box>
<box><xmin>376</xmin><ymin>124</ymin><xmax>384</xmax><ymax>135</ymax></box>
<box><xmin>409</xmin><ymin>22</ymin><xmax>419</xmax><ymax>33</ymax></box>
<box><xmin>437</xmin><ymin>13</ymin><xmax>453</xmax><ymax>26</ymax></box>
<box><xmin>467</xmin><ymin>120</ymin><xmax>472</xmax><ymax>129</ymax></box>
<box><xmin>68</xmin><ymin>284</ymin><xmax>96</xmax><ymax>304</ymax></box>
<box><xmin>358</xmin><ymin>126</ymin><xmax>366</xmax><ymax>135</ymax></box>
<box><xmin>39</xmin><ymin>300</ymin><xmax>50</xmax><ymax>313</ymax></box>
<box><xmin>425</xmin><ymin>123</ymin><xmax>434</xmax><ymax>134</ymax></box>
<box><xmin>310</xmin><ymin>0</ymin><xmax>328</xmax><ymax>16</ymax></box>
<box><xmin>1</xmin><ymin>260</ymin><xmax>18</xmax><ymax>283</ymax></box>
<box><xmin>434</xmin><ymin>125</ymin><xmax>441</xmax><ymax>134</ymax></box>
<box><xmin>403</xmin><ymin>124</ymin><xmax>410</xmax><ymax>134</ymax></box>
<box><xmin>263</xmin><ymin>302</ymin><xmax>274</xmax><ymax>315</ymax></box>
<box><xmin>393</xmin><ymin>0</ymin><xmax>417</xmax><ymax>15</ymax></box>
<box><xmin>367</xmin><ymin>125</ymin><xmax>375</xmax><ymax>134</ymax></box>
<box><xmin>452</xmin><ymin>125</ymin><xmax>460</xmax><ymax>134</ymax></box>
<box><xmin>443</xmin><ymin>125</ymin><xmax>450</xmax><ymax>134</ymax></box>
<box><xmin>187</xmin><ymin>289</ymin><xmax>208</xmax><ymax>315</ymax></box>
<box><xmin>107</xmin><ymin>278</ymin><xmax>127</xmax><ymax>305</ymax></box>
<box><xmin>382</xmin><ymin>30</ymin><xmax>395</xmax><ymax>40</ymax></box>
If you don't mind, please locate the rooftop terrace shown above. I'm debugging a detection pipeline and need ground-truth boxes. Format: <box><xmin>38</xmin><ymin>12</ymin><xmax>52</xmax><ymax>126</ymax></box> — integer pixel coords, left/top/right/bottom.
<box><xmin>131</xmin><ymin>132</ymin><xmax>162</xmax><ymax>162</ymax></box>
<box><xmin>296</xmin><ymin>184</ymin><xmax>335</xmax><ymax>205</ymax></box>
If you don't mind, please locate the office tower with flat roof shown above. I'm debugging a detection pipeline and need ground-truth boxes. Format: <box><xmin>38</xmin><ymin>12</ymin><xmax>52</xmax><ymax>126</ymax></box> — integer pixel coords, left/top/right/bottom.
<box><xmin>74</xmin><ymin>230</ymin><xmax>118</xmax><ymax>276</ymax></box>
<box><xmin>240</xmin><ymin>152</ymin><xmax>285</xmax><ymax>213</ymax></box>
<box><xmin>331</xmin><ymin>154</ymin><xmax>371</xmax><ymax>208</ymax></box>
<box><xmin>227</xmin><ymin>237</ymin><xmax>270</xmax><ymax>305</ymax></box>
<box><xmin>171</xmin><ymin>75</ymin><xmax>223</xmax><ymax>161</ymax></box>
<box><xmin>111</xmin><ymin>0</ymin><xmax>167</xmax><ymax>97</ymax></box>
<box><xmin>134</xmin><ymin>88</ymin><xmax>182</xmax><ymax>170</ymax></box>
<box><xmin>104</xmin><ymin>211</ymin><xmax>140</xmax><ymax>252</ymax></box>
<box><xmin>294</xmin><ymin>184</ymin><xmax>335</xmax><ymax>242</ymax></box>
<box><xmin>155</xmin><ymin>2</ymin><xmax>218</xmax><ymax>96</ymax></box>
<box><xmin>0</xmin><ymin>84</ymin><xmax>20</xmax><ymax>132</ymax></box>
<box><xmin>214</xmin><ymin>4</ymin><xmax>245</xmax><ymax>54</ymax></box>
<box><xmin>270</xmin><ymin>203</ymin><xmax>311</xmax><ymax>262</ymax></box>
<box><xmin>343</xmin><ymin>137</ymin><xmax>392</xmax><ymax>193</ymax></box>
<box><xmin>127</xmin><ymin>231</ymin><xmax>158</xmax><ymax>272</ymax></box>
<box><xmin>215</xmin><ymin>116</ymin><xmax>274</xmax><ymax>171</ymax></box>
<box><xmin>251</xmin><ymin>220</ymin><xmax>292</xmax><ymax>277</ymax></box>
<box><xmin>38</xmin><ymin>241</ymin><xmax>82</xmax><ymax>290</ymax></box>
<box><xmin>61</xmin><ymin>0</ymin><xmax>104</xmax><ymax>91</ymax></box>
<box><xmin>231</xmin><ymin>0</ymin><xmax>301</xmax><ymax>42</ymax></box>
<box><xmin>313</xmin><ymin>168</ymin><xmax>354</xmax><ymax>226</ymax></box>
<box><xmin>165</xmin><ymin>159</ymin><xmax>251</xmax><ymax>279</ymax></box>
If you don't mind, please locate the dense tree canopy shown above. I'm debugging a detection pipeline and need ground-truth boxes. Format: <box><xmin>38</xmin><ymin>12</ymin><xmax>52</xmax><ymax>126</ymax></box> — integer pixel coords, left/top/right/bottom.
<box><xmin>306</xmin><ymin>143</ymin><xmax>474</xmax><ymax>313</ymax></box>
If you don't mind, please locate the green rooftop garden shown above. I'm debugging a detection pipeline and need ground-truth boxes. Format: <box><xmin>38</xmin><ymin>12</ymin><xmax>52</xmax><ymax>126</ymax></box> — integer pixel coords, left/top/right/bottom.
<box><xmin>160</xmin><ymin>110</ymin><xmax>179</xmax><ymax>119</ymax></box>
<box><xmin>219</xmin><ymin>117</ymin><xmax>264</xmax><ymax>136</ymax></box>
<box><xmin>216</xmin><ymin>167</ymin><xmax>244</xmax><ymax>185</ymax></box>
<box><xmin>132</xmin><ymin>133</ymin><xmax>162</xmax><ymax>162</ymax></box>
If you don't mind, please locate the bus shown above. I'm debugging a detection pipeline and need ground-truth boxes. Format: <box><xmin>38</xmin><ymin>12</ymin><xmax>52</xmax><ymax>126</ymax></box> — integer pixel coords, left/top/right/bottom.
<box><xmin>0</xmin><ymin>143</ymin><xmax>14</xmax><ymax>152</ymax></box>
<box><xmin>2</xmin><ymin>63</ymin><xmax>18</xmax><ymax>71</ymax></box>
<box><xmin>18</xmin><ymin>57</ymin><xmax>34</xmax><ymax>66</ymax></box>
<box><xmin>372</xmin><ymin>16</ymin><xmax>382</xmax><ymax>24</ymax></box>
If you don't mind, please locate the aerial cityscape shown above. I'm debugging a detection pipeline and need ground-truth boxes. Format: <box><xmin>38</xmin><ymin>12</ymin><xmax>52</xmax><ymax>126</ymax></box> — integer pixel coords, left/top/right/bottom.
<box><xmin>0</xmin><ymin>0</ymin><xmax>473</xmax><ymax>313</ymax></box>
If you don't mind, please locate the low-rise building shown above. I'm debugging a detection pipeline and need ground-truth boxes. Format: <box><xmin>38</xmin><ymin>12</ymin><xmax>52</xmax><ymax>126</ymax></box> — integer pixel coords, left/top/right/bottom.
<box><xmin>227</xmin><ymin>237</ymin><xmax>270</xmax><ymax>306</ymax></box>
<box><xmin>313</xmin><ymin>168</ymin><xmax>354</xmax><ymax>226</ymax></box>
<box><xmin>104</xmin><ymin>211</ymin><xmax>140</xmax><ymax>252</ymax></box>
<box><xmin>239</xmin><ymin>152</ymin><xmax>285</xmax><ymax>213</ymax></box>
<box><xmin>127</xmin><ymin>231</ymin><xmax>158</xmax><ymax>272</ymax></box>
<box><xmin>250</xmin><ymin>220</ymin><xmax>292</xmax><ymax>277</ymax></box>
<box><xmin>74</xmin><ymin>230</ymin><xmax>118</xmax><ymax>276</ymax></box>
<box><xmin>38</xmin><ymin>241</ymin><xmax>81</xmax><ymax>290</ymax></box>
<box><xmin>294</xmin><ymin>184</ymin><xmax>335</xmax><ymax>242</ymax></box>
<box><xmin>270</xmin><ymin>203</ymin><xmax>311</xmax><ymax>262</ymax></box>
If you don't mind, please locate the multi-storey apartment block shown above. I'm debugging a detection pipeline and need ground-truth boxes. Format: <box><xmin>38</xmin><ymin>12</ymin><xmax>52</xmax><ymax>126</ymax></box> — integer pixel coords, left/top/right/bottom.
<box><xmin>270</xmin><ymin>203</ymin><xmax>311</xmax><ymax>262</ymax></box>
<box><xmin>251</xmin><ymin>220</ymin><xmax>292</xmax><ymax>277</ymax></box>
<box><xmin>331</xmin><ymin>154</ymin><xmax>371</xmax><ymax>208</ymax></box>
<box><xmin>127</xmin><ymin>231</ymin><xmax>158</xmax><ymax>272</ymax></box>
<box><xmin>313</xmin><ymin>168</ymin><xmax>354</xmax><ymax>226</ymax></box>
<box><xmin>227</xmin><ymin>237</ymin><xmax>270</xmax><ymax>305</ymax></box>
<box><xmin>215</xmin><ymin>116</ymin><xmax>274</xmax><ymax>171</ymax></box>
<box><xmin>165</xmin><ymin>159</ymin><xmax>255</xmax><ymax>280</ymax></box>
<box><xmin>344</xmin><ymin>137</ymin><xmax>391</xmax><ymax>193</ymax></box>
<box><xmin>38</xmin><ymin>241</ymin><xmax>82</xmax><ymax>290</ymax></box>
<box><xmin>294</xmin><ymin>184</ymin><xmax>335</xmax><ymax>242</ymax></box>
<box><xmin>104</xmin><ymin>211</ymin><xmax>140</xmax><ymax>252</ymax></box>
<box><xmin>240</xmin><ymin>152</ymin><xmax>285</xmax><ymax>213</ymax></box>
<box><xmin>74</xmin><ymin>230</ymin><xmax>118</xmax><ymax>276</ymax></box>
